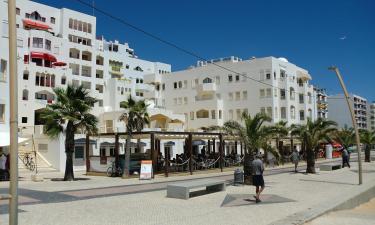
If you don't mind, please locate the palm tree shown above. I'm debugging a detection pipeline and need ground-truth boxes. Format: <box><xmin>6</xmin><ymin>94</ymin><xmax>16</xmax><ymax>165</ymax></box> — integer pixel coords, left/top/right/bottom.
<box><xmin>223</xmin><ymin>112</ymin><xmax>275</xmax><ymax>183</ymax></box>
<box><xmin>271</xmin><ymin>121</ymin><xmax>289</xmax><ymax>164</ymax></box>
<box><xmin>360</xmin><ymin>130</ymin><xmax>375</xmax><ymax>162</ymax></box>
<box><xmin>291</xmin><ymin>118</ymin><xmax>337</xmax><ymax>173</ymax></box>
<box><xmin>41</xmin><ymin>85</ymin><xmax>98</xmax><ymax>181</ymax></box>
<box><xmin>332</xmin><ymin>126</ymin><xmax>355</xmax><ymax>150</ymax></box>
<box><xmin>134</xmin><ymin>100</ymin><xmax>150</xmax><ymax>153</ymax></box>
<box><xmin>119</xmin><ymin>96</ymin><xmax>149</xmax><ymax>177</ymax></box>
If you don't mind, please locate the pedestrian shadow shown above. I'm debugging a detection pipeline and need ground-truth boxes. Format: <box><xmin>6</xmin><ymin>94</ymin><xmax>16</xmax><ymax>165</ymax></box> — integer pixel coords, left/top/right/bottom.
<box><xmin>221</xmin><ymin>194</ymin><xmax>295</xmax><ymax>207</ymax></box>
<box><xmin>299</xmin><ymin>179</ymin><xmax>357</xmax><ymax>186</ymax></box>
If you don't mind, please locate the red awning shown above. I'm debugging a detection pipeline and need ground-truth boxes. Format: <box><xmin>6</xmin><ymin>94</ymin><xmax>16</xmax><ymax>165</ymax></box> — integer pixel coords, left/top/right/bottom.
<box><xmin>23</xmin><ymin>19</ymin><xmax>51</xmax><ymax>30</ymax></box>
<box><xmin>53</xmin><ymin>62</ymin><xmax>67</xmax><ymax>66</ymax></box>
<box><xmin>30</xmin><ymin>52</ymin><xmax>57</xmax><ymax>62</ymax></box>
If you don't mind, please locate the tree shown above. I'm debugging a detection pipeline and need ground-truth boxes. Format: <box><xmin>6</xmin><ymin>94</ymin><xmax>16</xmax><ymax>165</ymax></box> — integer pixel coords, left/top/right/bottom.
<box><xmin>332</xmin><ymin>126</ymin><xmax>355</xmax><ymax>150</ymax></box>
<box><xmin>360</xmin><ymin>130</ymin><xmax>375</xmax><ymax>162</ymax></box>
<box><xmin>223</xmin><ymin>112</ymin><xmax>275</xmax><ymax>183</ymax></box>
<box><xmin>42</xmin><ymin>85</ymin><xmax>98</xmax><ymax>181</ymax></box>
<box><xmin>119</xmin><ymin>96</ymin><xmax>149</xmax><ymax>177</ymax></box>
<box><xmin>291</xmin><ymin>118</ymin><xmax>337</xmax><ymax>173</ymax></box>
<box><xmin>271</xmin><ymin>121</ymin><xmax>289</xmax><ymax>164</ymax></box>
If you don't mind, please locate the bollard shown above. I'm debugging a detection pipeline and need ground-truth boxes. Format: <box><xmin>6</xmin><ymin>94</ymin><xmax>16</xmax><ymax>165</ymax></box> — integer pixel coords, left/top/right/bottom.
<box><xmin>233</xmin><ymin>168</ymin><xmax>244</xmax><ymax>186</ymax></box>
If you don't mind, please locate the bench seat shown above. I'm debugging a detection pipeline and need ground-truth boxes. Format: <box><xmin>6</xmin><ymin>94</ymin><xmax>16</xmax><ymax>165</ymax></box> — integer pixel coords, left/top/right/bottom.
<box><xmin>320</xmin><ymin>163</ymin><xmax>342</xmax><ymax>171</ymax></box>
<box><xmin>167</xmin><ymin>179</ymin><xmax>226</xmax><ymax>199</ymax></box>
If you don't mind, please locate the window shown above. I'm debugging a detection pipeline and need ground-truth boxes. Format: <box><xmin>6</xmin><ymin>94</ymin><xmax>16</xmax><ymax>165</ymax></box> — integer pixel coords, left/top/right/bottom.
<box><xmin>290</xmin><ymin>106</ymin><xmax>296</xmax><ymax>119</ymax></box>
<box><xmin>178</xmin><ymin>81</ymin><xmax>182</xmax><ymax>88</ymax></box>
<box><xmin>162</xmin><ymin>83</ymin><xmax>165</xmax><ymax>90</ymax></box>
<box><xmin>274</xmin><ymin>88</ymin><xmax>278</xmax><ymax>97</ymax></box>
<box><xmin>235</xmin><ymin>92</ymin><xmax>240</xmax><ymax>101</ymax></box>
<box><xmin>22</xmin><ymin>117</ymin><xmax>28</xmax><ymax>123</ymax></box>
<box><xmin>300</xmin><ymin>110</ymin><xmax>305</xmax><ymax>121</ymax></box>
<box><xmin>203</xmin><ymin>77</ymin><xmax>212</xmax><ymax>83</ymax></box>
<box><xmin>273</xmin><ymin>72</ymin><xmax>276</xmax><ymax>80</ymax></box>
<box><xmin>23</xmin><ymin>71</ymin><xmax>29</xmax><ymax>80</ymax></box>
<box><xmin>235</xmin><ymin>75</ymin><xmax>240</xmax><ymax>81</ymax></box>
<box><xmin>308</xmin><ymin>92</ymin><xmax>312</xmax><ymax>104</ymax></box>
<box><xmin>260</xmin><ymin>89</ymin><xmax>265</xmax><ymax>98</ymax></box>
<box><xmin>211</xmin><ymin>110</ymin><xmax>216</xmax><ymax>119</ymax></box>
<box><xmin>280</xmin><ymin>69</ymin><xmax>286</xmax><ymax>79</ymax></box>
<box><xmin>266</xmin><ymin>88</ymin><xmax>272</xmax><ymax>97</ymax></box>
<box><xmin>183</xmin><ymin>80</ymin><xmax>187</xmax><ymax>88</ymax></box>
<box><xmin>299</xmin><ymin>94</ymin><xmax>304</xmax><ymax>104</ymax></box>
<box><xmin>236</xmin><ymin>109</ymin><xmax>241</xmax><ymax>120</ymax></box>
<box><xmin>61</xmin><ymin>76</ymin><xmax>66</xmax><ymax>85</ymax></box>
<box><xmin>22</xmin><ymin>89</ymin><xmax>29</xmax><ymax>100</ymax></box>
<box><xmin>280</xmin><ymin>89</ymin><xmax>286</xmax><ymax>100</ymax></box>
<box><xmin>290</xmin><ymin>87</ymin><xmax>295</xmax><ymax>100</ymax></box>
<box><xmin>174</xmin><ymin>82</ymin><xmax>177</xmax><ymax>89</ymax></box>
<box><xmin>228</xmin><ymin>92</ymin><xmax>233</xmax><ymax>100</ymax></box>
<box><xmin>75</xmin><ymin>146</ymin><xmax>84</xmax><ymax>159</ymax></box>
<box><xmin>190</xmin><ymin>111</ymin><xmax>194</xmax><ymax>120</ymax></box>
<box><xmin>228</xmin><ymin>74</ymin><xmax>233</xmax><ymax>82</ymax></box>
<box><xmin>260</xmin><ymin>107</ymin><xmax>266</xmax><ymax>114</ymax></box>
<box><xmin>45</xmin><ymin>39</ymin><xmax>51</xmax><ymax>50</ymax></box>
<box><xmin>0</xmin><ymin>104</ymin><xmax>5</xmax><ymax>122</ymax></box>
<box><xmin>1</xmin><ymin>59</ymin><xmax>7</xmax><ymax>81</ymax></box>
<box><xmin>219</xmin><ymin>110</ymin><xmax>222</xmax><ymax>119</ymax></box>
<box><xmin>184</xmin><ymin>97</ymin><xmax>188</xmax><ymax>105</ymax></box>
<box><xmin>16</xmin><ymin>8</ymin><xmax>20</xmax><ymax>15</ymax></box>
<box><xmin>281</xmin><ymin>107</ymin><xmax>286</xmax><ymax>119</ymax></box>
<box><xmin>242</xmin><ymin>91</ymin><xmax>247</xmax><ymax>100</ymax></box>
<box><xmin>50</xmin><ymin>17</ymin><xmax>55</xmax><ymax>24</ymax></box>
<box><xmin>266</xmin><ymin>73</ymin><xmax>271</xmax><ymax>79</ymax></box>
<box><xmin>33</xmin><ymin>37</ymin><xmax>43</xmax><ymax>48</ymax></box>
<box><xmin>100</xmin><ymin>148</ymin><xmax>106</xmax><ymax>157</ymax></box>
<box><xmin>267</xmin><ymin>107</ymin><xmax>272</xmax><ymax>118</ymax></box>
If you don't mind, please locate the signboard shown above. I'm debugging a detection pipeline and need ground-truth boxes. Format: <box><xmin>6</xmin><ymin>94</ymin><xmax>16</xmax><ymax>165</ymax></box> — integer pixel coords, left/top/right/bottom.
<box><xmin>140</xmin><ymin>160</ymin><xmax>153</xmax><ymax>180</ymax></box>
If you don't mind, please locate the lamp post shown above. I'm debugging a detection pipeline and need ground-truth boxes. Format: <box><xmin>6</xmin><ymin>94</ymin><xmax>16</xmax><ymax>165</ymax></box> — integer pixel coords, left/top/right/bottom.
<box><xmin>328</xmin><ymin>66</ymin><xmax>363</xmax><ymax>185</ymax></box>
<box><xmin>8</xmin><ymin>0</ymin><xmax>19</xmax><ymax>223</ymax></box>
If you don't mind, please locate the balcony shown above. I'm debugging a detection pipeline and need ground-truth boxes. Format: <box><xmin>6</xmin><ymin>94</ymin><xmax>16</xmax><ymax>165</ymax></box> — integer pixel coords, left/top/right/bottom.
<box><xmin>144</xmin><ymin>90</ymin><xmax>160</xmax><ymax>99</ymax></box>
<box><xmin>144</xmin><ymin>73</ymin><xmax>162</xmax><ymax>84</ymax></box>
<box><xmin>197</xmin><ymin>83</ymin><xmax>216</xmax><ymax>93</ymax></box>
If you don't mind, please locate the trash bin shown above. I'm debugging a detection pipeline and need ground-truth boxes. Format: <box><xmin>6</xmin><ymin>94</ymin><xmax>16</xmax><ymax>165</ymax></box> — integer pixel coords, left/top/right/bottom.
<box><xmin>234</xmin><ymin>168</ymin><xmax>244</xmax><ymax>186</ymax></box>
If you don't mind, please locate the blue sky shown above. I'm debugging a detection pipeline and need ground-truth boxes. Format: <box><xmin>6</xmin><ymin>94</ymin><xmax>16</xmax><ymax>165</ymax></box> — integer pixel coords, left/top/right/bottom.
<box><xmin>36</xmin><ymin>0</ymin><xmax>375</xmax><ymax>100</ymax></box>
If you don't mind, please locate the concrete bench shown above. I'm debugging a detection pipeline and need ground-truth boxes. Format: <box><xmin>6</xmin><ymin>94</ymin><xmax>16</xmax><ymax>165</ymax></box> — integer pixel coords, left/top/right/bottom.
<box><xmin>320</xmin><ymin>163</ymin><xmax>342</xmax><ymax>171</ymax></box>
<box><xmin>167</xmin><ymin>179</ymin><xmax>226</xmax><ymax>199</ymax></box>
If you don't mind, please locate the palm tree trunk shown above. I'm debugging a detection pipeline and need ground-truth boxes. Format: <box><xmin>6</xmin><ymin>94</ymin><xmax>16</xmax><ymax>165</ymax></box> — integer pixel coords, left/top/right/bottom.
<box><xmin>365</xmin><ymin>145</ymin><xmax>371</xmax><ymax>162</ymax></box>
<box><xmin>306</xmin><ymin>145</ymin><xmax>316</xmax><ymax>173</ymax></box>
<box><xmin>243</xmin><ymin>147</ymin><xmax>254</xmax><ymax>185</ymax></box>
<box><xmin>123</xmin><ymin>129</ymin><xmax>131</xmax><ymax>177</ymax></box>
<box><xmin>277</xmin><ymin>138</ymin><xmax>284</xmax><ymax>165</ymax></box>
<box><xmin>64</xmin><ymin>121</ymin><xmax>75</xmax><ymax>181</ymax></box>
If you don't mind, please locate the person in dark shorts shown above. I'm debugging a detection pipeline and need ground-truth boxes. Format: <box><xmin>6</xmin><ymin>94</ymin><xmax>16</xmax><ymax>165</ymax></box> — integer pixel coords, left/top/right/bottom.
<box><xmin>342</xmin><ymin>147</ymin><xmax>350</xmax><ymax>168</ymax></box>
<box><xmin>252</xmin><ymin>153</ymin><xmax>265</xmax><ymax>203</ymax></box>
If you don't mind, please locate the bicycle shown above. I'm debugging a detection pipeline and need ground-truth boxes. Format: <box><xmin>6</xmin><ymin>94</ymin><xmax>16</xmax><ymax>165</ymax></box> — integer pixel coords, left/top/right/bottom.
<box><xmin>22</xmin><ymin>153</ymin><xmax>35</xmax><ymax>171</ymax></box>
<box><xmin>106</xmin><ymin>160</ymin><xmax>122</xmax><ymax>177</ymax></box>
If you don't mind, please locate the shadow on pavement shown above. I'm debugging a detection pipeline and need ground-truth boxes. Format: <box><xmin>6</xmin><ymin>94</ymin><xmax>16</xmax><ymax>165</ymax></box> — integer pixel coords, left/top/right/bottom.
<box><xmin>299</xmin><ymin>179</ymin><xmax>357</xmax><ymax>186</ymax></box>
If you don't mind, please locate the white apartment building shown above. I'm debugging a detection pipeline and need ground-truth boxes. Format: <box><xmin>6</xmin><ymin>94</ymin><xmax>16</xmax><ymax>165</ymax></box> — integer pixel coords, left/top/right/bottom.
<box><xmin>0</xmin><ymin>16</ymin><xmax>10</xmax><ymax>152</ymax></box>
<box><xmin>0</xmin><ymin>0</ymin><xmax>184</xmax><ymax>171</ymax></box>
<box><xmin>369</xmin><ymin>102</ymin><xmax>375</xmax><ymax>131</ymax></box>
<box><xmin>145</xmin><ymin>56</ymin><xmax>317</xmax><ymax>131</ymax></box>
<box><xmin>328</xmin><ymin>94</ymin><xmax>368</xmax><ymax>129</ymax></box>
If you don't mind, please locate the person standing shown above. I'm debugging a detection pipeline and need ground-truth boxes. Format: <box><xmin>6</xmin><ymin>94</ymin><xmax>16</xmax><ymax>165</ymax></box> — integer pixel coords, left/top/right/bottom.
<box><xmin>342</xmin><ymin>148</ymin><xmax>350</xmax><ymax>168</ymax></box>
<box><xmin>252</xmin><ymin>153</ymin><xmax>265</xmax><ymax>203</ymax></box>
<box><xmin>290</xmin><ymin>147</ymin><xmax>300</xmax><ymax>172</ymax></box>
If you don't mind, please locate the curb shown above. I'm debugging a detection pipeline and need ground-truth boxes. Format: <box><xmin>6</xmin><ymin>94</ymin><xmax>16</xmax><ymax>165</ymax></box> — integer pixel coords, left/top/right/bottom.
<box><xmin>268</xmin><ymin>180</ymin><xmax>375</xmax><ymax>225</ymax></box>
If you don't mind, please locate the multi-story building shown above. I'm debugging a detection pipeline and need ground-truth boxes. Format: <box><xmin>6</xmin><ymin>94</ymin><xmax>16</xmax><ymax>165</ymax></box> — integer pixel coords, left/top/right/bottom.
<box><xmin>369</xmin><ymin>102</ymin><xmax>375</xmax><ymax>131</ymax></box>
<box><xmin>0</xmin><ymin>0</ymin><xmax>184</xmax><ymax>171</ymax></box>
<box><xmin>145</xmin><ymin>56</ymin><xmax>317</xmax><ymax>130</ymax></box>
<box><xmin>328</xmin><ymin>94</ymin><xmax>368</xmax><ymax>129</ymax></box>
<box><xmin>314</xmin><ymin>87</ymin><xmax>328</xmax><ymax>119</ymax></box>
<box><xmin>0</xmin><ymin>16</ymin><xmax>10</xmax><ymax>152</ymax></box>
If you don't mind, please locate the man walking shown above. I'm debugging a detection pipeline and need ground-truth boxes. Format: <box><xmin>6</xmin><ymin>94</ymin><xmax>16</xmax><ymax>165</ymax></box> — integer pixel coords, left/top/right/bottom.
<box><xmin>290</xmin><ymin>147</ymin><xmax>300</xmax><ymax>172</ymax></box>
<box><xmin>252</xmin><ymin>153</ymin><xmax>265</xmax><ymax>203</ymax></box>
<box><xmin>342</xmin><ymin>147</ymin><xmax>350</xmax><ymax>168</ymax></box>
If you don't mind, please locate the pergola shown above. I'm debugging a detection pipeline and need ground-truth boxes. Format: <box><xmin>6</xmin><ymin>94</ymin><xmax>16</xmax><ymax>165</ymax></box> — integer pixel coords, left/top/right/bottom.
<box><xmin>85</xmin><ymin>131</ymin><xmax>244</xmax><ymax>177</ymax></box>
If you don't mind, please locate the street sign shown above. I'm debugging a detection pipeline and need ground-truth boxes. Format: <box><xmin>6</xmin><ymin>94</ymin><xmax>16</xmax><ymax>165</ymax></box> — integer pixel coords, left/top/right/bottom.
<box><xmin>140</xmin><ymin>160</ymin><xmax>153</xmax><ymax>180</ymax></box>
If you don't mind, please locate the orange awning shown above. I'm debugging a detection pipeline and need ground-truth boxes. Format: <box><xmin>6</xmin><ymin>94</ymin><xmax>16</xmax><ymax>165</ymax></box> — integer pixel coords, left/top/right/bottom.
<box><xmin>23</xmin><ymin>19</ymin><xmax>51</xmax><ymax>30</ymax></box>
<box><xmin>31</xmin><ymin>52</ymin><xmax>57</xmax><ymax>62</ymax></box>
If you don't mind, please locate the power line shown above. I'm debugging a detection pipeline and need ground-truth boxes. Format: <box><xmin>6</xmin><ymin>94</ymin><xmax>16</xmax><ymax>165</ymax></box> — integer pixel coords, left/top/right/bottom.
<box><xmin>71</xmin><ymin>0</ymin><xmax>343</xmax><ymax>100</ymax></box>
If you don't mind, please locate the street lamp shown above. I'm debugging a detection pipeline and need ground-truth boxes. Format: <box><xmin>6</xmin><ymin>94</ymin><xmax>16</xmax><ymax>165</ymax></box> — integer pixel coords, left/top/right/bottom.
<box><xmin>328</xmin><ymin>66</ymin><xmax>363</xmax><ymax>185</ymax></box>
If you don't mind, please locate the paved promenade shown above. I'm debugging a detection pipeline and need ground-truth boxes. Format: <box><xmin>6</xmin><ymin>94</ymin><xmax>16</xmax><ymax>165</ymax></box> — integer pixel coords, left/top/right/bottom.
<box><xmin>1</xmin><ymin>159</ymin><xmax>374</xmax><ymax>225</ymax></box>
